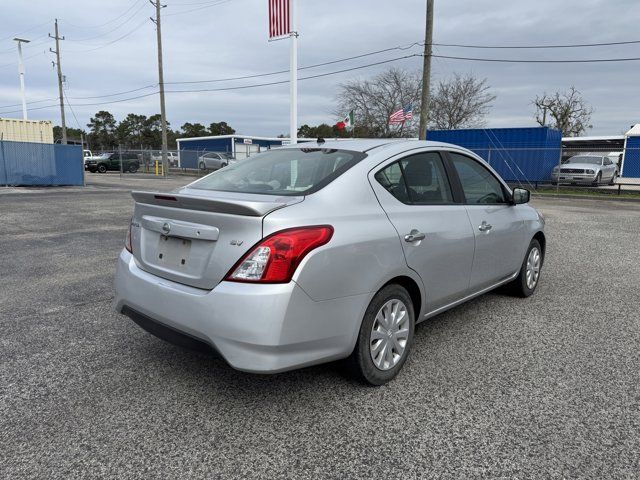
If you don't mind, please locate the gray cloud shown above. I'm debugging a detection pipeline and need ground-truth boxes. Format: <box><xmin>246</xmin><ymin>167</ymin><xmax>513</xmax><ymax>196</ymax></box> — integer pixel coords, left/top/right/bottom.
<box><xmin>0</xmin><ymin>0</ymin><xmax>638</xmax><ymax>136</ymax></box>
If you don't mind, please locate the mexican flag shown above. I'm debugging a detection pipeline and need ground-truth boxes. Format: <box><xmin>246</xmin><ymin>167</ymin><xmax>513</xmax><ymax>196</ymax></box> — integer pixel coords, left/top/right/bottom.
<box><xmin>342</xmin><ymin>110</ymin><xmax>354</xmax><ymax>131</ymax></box>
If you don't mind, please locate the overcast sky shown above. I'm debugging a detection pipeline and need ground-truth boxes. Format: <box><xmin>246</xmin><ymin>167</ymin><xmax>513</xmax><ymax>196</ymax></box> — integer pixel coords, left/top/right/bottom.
<box><xmin>0</xmin><ymin>0</ymin><xmax>639</xmax><ymax>136</ymax></box>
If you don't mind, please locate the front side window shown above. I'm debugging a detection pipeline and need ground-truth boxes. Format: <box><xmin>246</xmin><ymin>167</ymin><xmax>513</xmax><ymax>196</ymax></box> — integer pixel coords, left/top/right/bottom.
<box><xmin>449</xmin><ymin>153</ymin><xmax>507</xmax><ymax>204</ymax></box>
<box><xmin>375</xmin><ymin>152</ymin><xmax>453</xmax><ymax>204</ymax></box>
<box><xmin>190</xmin><ymin>148</ymin><xmax>366</xmax><ymax>196</ymax></box>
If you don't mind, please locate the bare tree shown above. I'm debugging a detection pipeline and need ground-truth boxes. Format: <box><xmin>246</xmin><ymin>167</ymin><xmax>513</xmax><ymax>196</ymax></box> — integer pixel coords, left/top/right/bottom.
<box><xmin>336</xmin><ymin>69</ymin><xmax>495</xmax><ymax>137</ymax></box>
<box><xmin>533</xmin><ymin>86</ymin><xmax>593</xmax><ymax>136</ymax></box>
<box><xmin>429</xmin><ymin>73</ymin><xmax>496</xmax><ymax>129</ymax></box>
<box><xmin>335</xmin><ymin>68</ymin><xmax>422</xmax><ymax>137</ymax></box>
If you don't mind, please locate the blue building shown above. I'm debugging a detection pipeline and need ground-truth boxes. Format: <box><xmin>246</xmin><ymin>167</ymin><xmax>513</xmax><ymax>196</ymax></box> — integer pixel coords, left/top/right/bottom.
<box><xmin>426</xmin><ymin>127</ymin><xmax>562</xmax><ymax>183</ymax></box>
<box><xmin>177</xmin><ymin>135</ymin><xmax>294</xmax><ymax>169</ymax></box>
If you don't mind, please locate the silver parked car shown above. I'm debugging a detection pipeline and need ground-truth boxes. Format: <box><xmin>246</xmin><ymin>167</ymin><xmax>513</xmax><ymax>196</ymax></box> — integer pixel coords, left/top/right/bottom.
<box><xmin>551</xmin><ymin>153</ymin><xmax>619</xmax><ymax>185</ymax></box>
<box><xmin>114</xmin><ymin>140</ymin><xmax>546</xmax><ymax>385</ymax></box>
<box><xmin>198</xmin><ymin>152</ymin><xmax>234</xmax><ymax>170</ymax></box>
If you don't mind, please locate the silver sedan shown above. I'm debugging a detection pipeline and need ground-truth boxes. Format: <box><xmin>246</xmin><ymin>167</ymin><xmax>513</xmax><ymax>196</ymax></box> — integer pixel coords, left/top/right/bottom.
<box><xmin>198</xmin><ymin>152</ymin><xmax>234</xmax><ymax>170</ymax></box>
<box><xmin>114</xmin><ymin>140</ymin><xmax>545</xmax><ymax>385</ymax></box>
<box><xmin>551</xmin><ymin>154</ymin><xmax>619</xmax><ymax>185</ymax></box>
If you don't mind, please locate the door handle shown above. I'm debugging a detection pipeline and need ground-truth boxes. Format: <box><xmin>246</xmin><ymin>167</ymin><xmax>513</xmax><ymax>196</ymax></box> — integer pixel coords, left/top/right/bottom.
<box><xmin>404</xmin><ymin>230</ymin><xmax>426</xmax><ymax>242</ymax></box>
<box><xmin>478</xmin><ymin>221</ymin><xmax>493</xmax><ymax>232</ymax></box>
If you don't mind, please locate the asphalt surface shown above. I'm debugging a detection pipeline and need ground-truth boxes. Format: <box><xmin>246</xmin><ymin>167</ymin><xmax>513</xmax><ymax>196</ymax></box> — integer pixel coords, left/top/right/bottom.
<box><xmin>1</xmin><ymin>175</ymin><xmax>639</xmax><ymax>479</ymax></box>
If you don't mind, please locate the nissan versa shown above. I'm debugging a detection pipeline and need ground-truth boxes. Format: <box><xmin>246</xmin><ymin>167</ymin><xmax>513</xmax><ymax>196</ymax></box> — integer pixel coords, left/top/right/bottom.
<box><xmin>114</xmin><ymin>140</ymin><xmax>545</xmax><ymax>385</ymax></box>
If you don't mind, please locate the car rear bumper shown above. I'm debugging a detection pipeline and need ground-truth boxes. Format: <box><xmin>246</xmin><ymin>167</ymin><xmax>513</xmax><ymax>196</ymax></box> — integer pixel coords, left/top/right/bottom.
<box><xmin>113</xmin><ymin>249</ymin><xmax>367</xmax><ymax>373</ymax></box>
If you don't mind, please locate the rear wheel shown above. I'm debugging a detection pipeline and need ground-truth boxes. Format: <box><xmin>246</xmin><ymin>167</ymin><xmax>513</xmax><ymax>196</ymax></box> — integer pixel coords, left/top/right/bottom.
<box><xmin>128</xmin><ymin>164</ymin><xmax>138</xmax><ymax>173</ymax></box>
<box><xmin>97</xmin><ymin>164</ymin><xmax>107</xmax><ymax>173</ymax></box>
<box><xmin>199</xmin><ymin>161</ymin><xmax>206</xmax><ymax>170</ymax></box>
<box><xmin>348</xmin><ymin>284</ymin><xmax>415</xmax><ymax>386</ymax></box>
<box><xmin>507</xmin><ymin>239</ymin><xmax>542</xmax><ymax>297</ymax></box>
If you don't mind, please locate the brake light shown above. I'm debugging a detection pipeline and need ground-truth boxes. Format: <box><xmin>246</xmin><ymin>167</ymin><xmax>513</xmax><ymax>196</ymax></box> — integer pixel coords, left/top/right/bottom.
<box><xmin>125</xmin><ymin>221</ymin><xmax>133</xmax><ymax>253</ymax></box>
<box><xmin>225</xmin><ymin>226</ymin><xmax>334</xmax><ymax>283</ymax></box>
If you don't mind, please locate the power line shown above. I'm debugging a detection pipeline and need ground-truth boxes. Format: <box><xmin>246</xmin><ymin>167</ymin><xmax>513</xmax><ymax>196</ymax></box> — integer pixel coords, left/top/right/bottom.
<box><xmin>59</xmin><ymin>0</ymin><xmax>146</xmax><ymax>30</ymax></box>
<box><xmin>166</xmin><ymin>54</ymin><xmax>421</xmax><ymax>94</ymax></box>
<box><xmin>165</xmin><ymin>41</ymin><xmax>424</xmax><ymax>85</ymax></box>
<box><xmin>0</xmin><ymin>18</ymin><xmax>52</xmax><ymax>42</ymax></box>
<box><xmin>165</xmin><ymin>0</ymin><xmax>235</xmax><ymax>17</ymax></box>
<box><xmin>64</xmin><ymin>18</ymin><xmax>150</xmax><ymax>53</ymax></box>
<box><xmin>64</xmin><ymin>1</ymin><xmax>148</xmax><ymax>43</ymax></box>
<box><xmin>0</xmin><ymin>54</ymin><xmax>420</xmax><ymax>115</ymax></box>
<box><xmin>66</xmin><ymin>84</ymin><xmax>158</xmax><ymax>100</ymax></box>
<box><xmin>0</xmin><ymin>97</ymin><xmax>58</xmax><ymax>109</ymax></box>
<box><xmin>432</xmin><ymin>39</ymin><xmax>640</xmax><ymax>49</ymax></box>
<box><xmin>431</xmin><ymin>54</ymin><xmax>640</xmax><ymax>63</ymax></box>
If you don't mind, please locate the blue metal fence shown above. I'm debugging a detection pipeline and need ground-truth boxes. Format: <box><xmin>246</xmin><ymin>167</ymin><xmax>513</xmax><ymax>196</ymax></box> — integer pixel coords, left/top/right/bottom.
<box><xmin>0</xmin><ymin>141</ymin><xmax>83</xmax><ymax>186</ymax></box>
<box><xmin>622</xmin><ymin>137</ymin><xmax>640</xmax><ymax>178</ymax></box>
<box><xmin>426</xmin><ymin>127</ymin><xmax>562</xmax><ymax>183</ymax></box>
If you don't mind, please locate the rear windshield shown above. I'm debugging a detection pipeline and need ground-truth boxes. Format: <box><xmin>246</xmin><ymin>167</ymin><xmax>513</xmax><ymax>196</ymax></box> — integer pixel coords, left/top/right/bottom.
<box><xmin>189</xmin><ymin>148</ymin><xmax>366</xmax><ymax>196</ymax></box>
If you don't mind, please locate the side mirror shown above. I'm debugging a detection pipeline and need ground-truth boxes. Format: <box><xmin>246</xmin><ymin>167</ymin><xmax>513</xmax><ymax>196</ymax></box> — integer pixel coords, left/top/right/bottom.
<box><xmin>512</xmin><ymin>187</ymin><xmax>530</xmax><ymax>205</ymax></box>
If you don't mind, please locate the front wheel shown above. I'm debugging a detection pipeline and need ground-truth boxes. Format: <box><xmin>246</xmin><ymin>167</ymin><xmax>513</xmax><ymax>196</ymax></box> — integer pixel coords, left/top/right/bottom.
<box><xmin>592</xmin><ymin>172</ymin><xmax>602</xmax><ymax>186</ymax></box>
<box><xmin>348</xmin><ymin>284</ymin><xmax>415</xmax><ymax>386</ymax></box>
<box><xmin>508</xmin><ymin>239</ymin><xmax>543</xmax><ymax>297</ymax></box>
<box><xmin>609</xmin><ymin>172</ymin><xmax>618</xmax><ymax>185</ymax></box>
<box><xmin>97</xmin><ymin>164</ymin><xmax>107</xmax><ymax>173</ymax></box>
<box><xmin>199</xmin><ymin>161</ymin><xmax>206</xmax><ymax>170</ymax></box>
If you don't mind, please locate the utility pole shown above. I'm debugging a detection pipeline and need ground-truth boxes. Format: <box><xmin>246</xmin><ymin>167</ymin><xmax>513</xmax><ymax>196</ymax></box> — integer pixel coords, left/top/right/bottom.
<box><xmin>290</xmin><ymin>0</ymin><xmax>298</xmax><ymax>145</ymax></box>
<box><xmin>13</xmin><ymin>38</ymin><xmax>30</xmax><ymax>120</ymax></box>
<box><xmin>418</xmin><ymin>0</ymin><xmax>434</xmax><ymax>141</ymax></box>
<box><xmin>49</xmin><ymin>19</ymin><xmax>67</xmax><ymax>144</ymax></box>
<box><xmin>150</xmin><ymin>1</ymin><xmax>169</xmax><ymax>177</ymax></box>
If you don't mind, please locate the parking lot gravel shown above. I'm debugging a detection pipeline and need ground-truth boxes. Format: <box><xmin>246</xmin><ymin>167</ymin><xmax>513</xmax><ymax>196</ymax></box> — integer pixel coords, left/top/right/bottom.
<box><xmin>1</xmin><ymin>175</ymin><xmax>639</xmax><ymax>479</ymax></box>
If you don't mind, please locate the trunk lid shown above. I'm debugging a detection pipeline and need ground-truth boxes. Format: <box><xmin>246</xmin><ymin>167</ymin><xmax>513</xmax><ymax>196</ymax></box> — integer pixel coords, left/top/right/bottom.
<box><xmin>130</xmin><ymin>189</ymin><xmax>303</xmax><ymax>289</ymax></box>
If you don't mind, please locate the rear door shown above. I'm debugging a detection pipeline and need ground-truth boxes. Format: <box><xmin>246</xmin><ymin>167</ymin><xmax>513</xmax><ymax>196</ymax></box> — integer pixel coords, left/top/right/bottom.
<box><xmin>446</xmin><ymin>151</ymin><xmax>526</xmax><ymax>291</ymax></box>
<box><xmin>370</xmin><ymin>151</ymin><xmax>475</xmax><ymax>312</ymax></box>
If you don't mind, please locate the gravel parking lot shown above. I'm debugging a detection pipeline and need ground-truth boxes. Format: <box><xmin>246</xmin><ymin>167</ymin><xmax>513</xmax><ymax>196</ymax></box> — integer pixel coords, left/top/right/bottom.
<box><xmin>1</xmin><ymin>175</ymin><xmax>639</xmax><ymax>479</ymax></box>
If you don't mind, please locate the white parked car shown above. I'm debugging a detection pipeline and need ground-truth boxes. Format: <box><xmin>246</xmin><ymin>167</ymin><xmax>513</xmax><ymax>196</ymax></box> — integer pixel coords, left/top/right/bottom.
<box><xmin>551</xmin><ymin>153</ymin><xmax>619</xmax><ymax>185</ymax></box>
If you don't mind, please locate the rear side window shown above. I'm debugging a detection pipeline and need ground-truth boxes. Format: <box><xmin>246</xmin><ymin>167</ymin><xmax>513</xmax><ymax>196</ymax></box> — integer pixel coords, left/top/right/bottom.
<box><xmin>190</xmin><ymin>148</ymin><xmax>366</xmax><ymax>196</ymax></box>
<box><xmin>449</xmin><ymin>153</ymin><xmax>507</xmax><ymax>204</ymax></box>
<box><xmin>375</xmin><ymin>152</ymin><xmax>453</xmax><ymax>205</ymax></box>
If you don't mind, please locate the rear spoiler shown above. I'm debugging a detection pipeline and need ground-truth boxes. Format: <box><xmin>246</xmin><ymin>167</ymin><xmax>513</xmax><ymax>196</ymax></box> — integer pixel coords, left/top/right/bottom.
<box><xmin>131</xmin><ymin>191</ymin><xmax>301</xmax><ymax>217</ymax></box>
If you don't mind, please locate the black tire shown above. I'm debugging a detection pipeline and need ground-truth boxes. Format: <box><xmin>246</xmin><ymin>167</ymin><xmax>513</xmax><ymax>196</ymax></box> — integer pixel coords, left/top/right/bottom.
<box><xmin>199</xmin><ymin>161</ymin><xmax>206</xmax><ymax>170</ymax></box>
<box><xmin>97</xmin><ymin>164</ymin><xmax>107</xmax><ymax>173</ymax></box>
<box><xmin>128</xmin><ymin>165</ymin><xmax>138</xmax><ymax>173</ymax></box>
<box><xmin>348</xmin><ymin>284</ymin><xmax>415</xmax><ymax>386</ymax></box>
<box><xmin>592</xmin><ymin>172</ymin><xmax>601</xmax><ymax>186</ymax></box>
<box><xmin>507</xmin><ymin>238</ymin><xmax>543</xmax><ymax>298</ymax></box>
<box><xmin>609</xmin><ymin>172</ymin><xmax>618</xmax><ymax>185</ymax></box>
<box><xmin>221</xmin><ymin>163</ymin><xmax>228</xmax><ymax>168</ymax></box>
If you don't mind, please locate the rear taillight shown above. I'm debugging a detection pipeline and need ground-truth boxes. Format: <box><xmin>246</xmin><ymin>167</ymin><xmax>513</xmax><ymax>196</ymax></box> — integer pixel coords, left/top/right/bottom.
<box><xmin>125</xmin><ymin>221</ymin><xmax>133</xmax><ymax>253</ymax></box>
<box><xmin>225</xmin><ymin>226</ymin><xmax>334</xmax><ymax>283</ymax></box>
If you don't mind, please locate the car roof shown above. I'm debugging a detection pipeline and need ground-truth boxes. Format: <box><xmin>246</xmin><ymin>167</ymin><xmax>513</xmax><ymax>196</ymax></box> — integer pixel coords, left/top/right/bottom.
<box><xmin>283</xmin><ymin>139</ymin><xmax>458</xmax><ymax>153</ymax></box>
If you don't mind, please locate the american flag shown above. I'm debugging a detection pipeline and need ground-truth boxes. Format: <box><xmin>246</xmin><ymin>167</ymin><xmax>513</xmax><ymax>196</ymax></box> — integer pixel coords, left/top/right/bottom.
<box><xmin>389</xmin><ymin>105</ymin><xmax>413</xmax><ymax>124</ymax></box>
<box><xmin>269</xmin><ymin>0</ymin><xmax>291</xmax><ymax>39</ymax></box>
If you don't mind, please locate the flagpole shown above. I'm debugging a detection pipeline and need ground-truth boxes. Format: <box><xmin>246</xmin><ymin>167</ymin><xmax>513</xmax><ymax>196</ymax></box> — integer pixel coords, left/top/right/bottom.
<box><xmin>290</xmin><ymin>0</ymin><xmax>298</xmax><ymax>145</ymax></box>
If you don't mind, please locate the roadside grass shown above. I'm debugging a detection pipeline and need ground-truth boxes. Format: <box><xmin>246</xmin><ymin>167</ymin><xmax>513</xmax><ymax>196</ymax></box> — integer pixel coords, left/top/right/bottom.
<box><xmin>531</xmin><ymin>186</ymin><xmax>640</xmax><ymax>199</ymax></box>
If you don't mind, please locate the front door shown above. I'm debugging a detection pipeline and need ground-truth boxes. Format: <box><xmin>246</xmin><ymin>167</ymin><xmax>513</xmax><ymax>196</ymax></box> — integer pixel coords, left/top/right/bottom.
<box><xmin>370</xmin><ymin>151</ymin><xmax>475</xmax><ymax>313</ymax></box>
<box><xmin>447</xmin><ymin>152</ymin><xmax>527</xmax><ymax>291</ymax></box>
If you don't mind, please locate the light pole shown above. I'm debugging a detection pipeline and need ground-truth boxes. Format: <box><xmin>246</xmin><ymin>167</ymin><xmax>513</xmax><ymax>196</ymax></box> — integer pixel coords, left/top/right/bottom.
<box><xmin>13</xmin><ymin>37</ymin><xmax>30</xmax><ymax>120</ymax></box>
